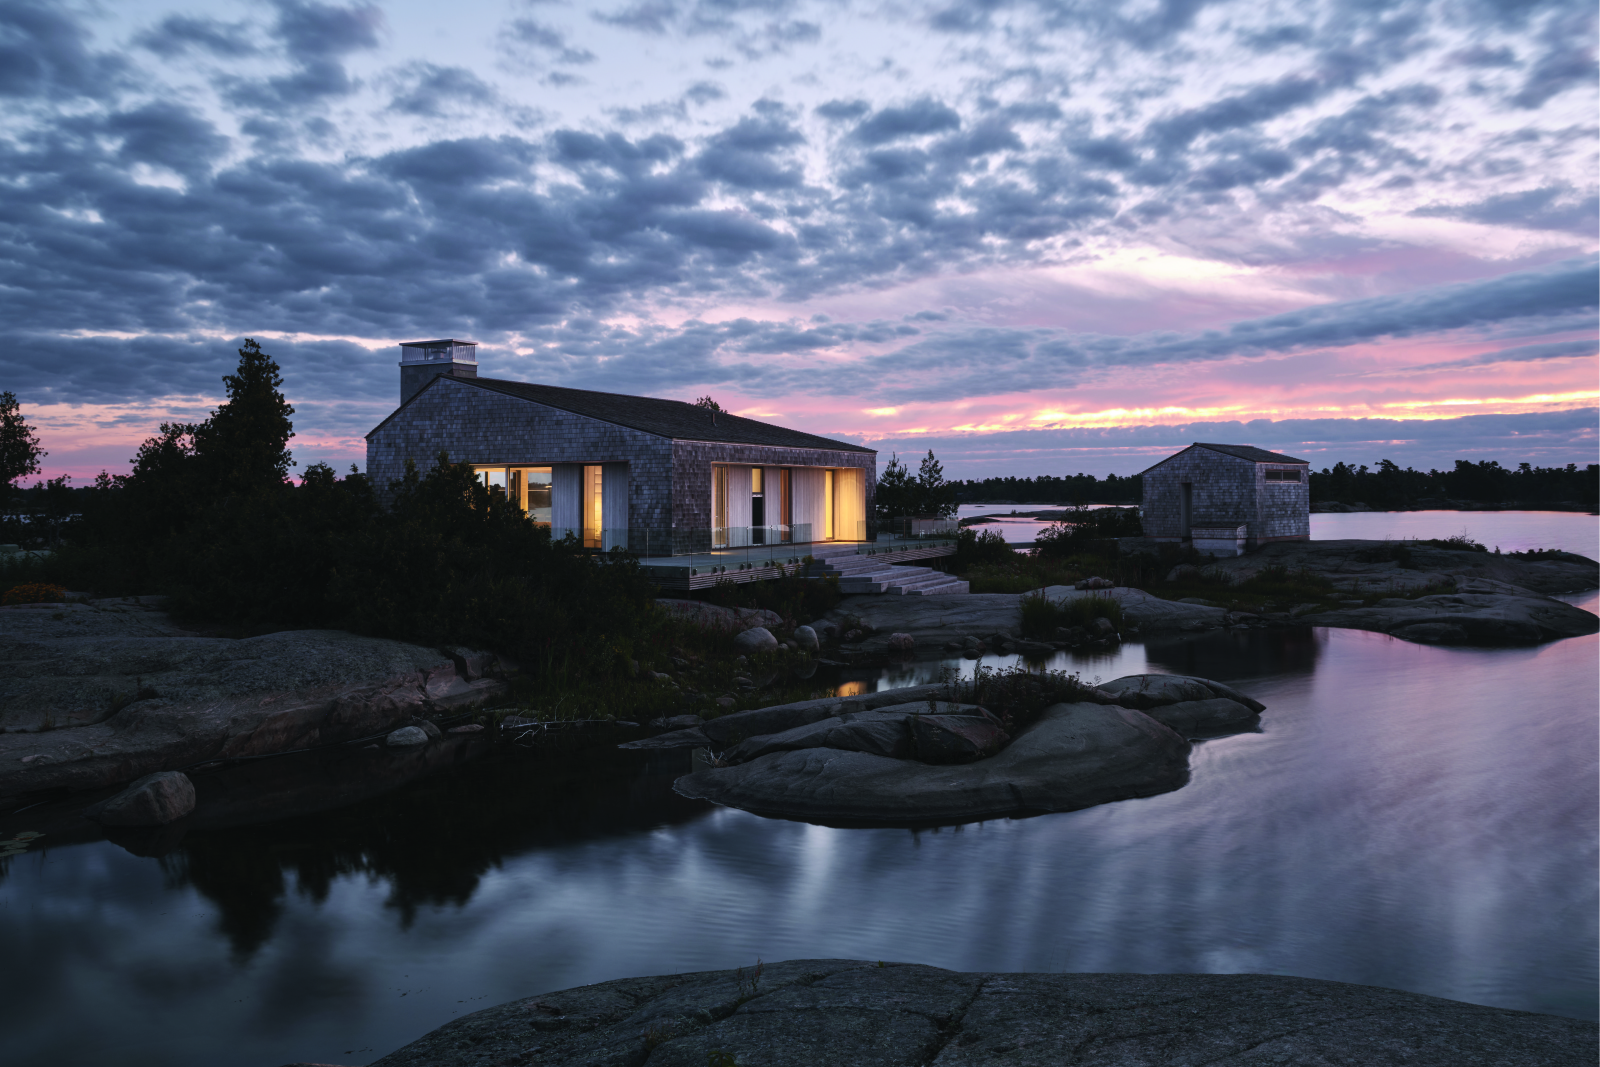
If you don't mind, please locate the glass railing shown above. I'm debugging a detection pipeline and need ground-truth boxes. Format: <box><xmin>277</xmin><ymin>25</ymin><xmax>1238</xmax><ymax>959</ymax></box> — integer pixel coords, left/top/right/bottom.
<box><xmin>566</xmin><ymin>524</ymin><xmax>816</xmax><ymax>559</ymax></box>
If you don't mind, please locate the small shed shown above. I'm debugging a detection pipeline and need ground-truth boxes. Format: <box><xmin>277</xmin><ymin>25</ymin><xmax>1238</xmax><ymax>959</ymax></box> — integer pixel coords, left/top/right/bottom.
<box><xmin>1141</xmin><ymin>443</ymin><xmax>1310</xmax><ymax>552</ymax></box>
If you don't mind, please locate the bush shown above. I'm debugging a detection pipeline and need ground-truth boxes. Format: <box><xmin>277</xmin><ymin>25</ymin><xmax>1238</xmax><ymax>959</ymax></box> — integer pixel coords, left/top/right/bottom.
<box><xmin>1420</xmin><ymin>533</ymin><xmax>1487</xmax><ymax>553</ymax></box>
<box><xmin>949</xmin><ymin>526</ymin><xmax>1015</xmax><ymax>569</ymax></box>
<box><xmin>1018</xmin><ymin>591</ymin><xmax>1122</xmax><ymax>637</ymax></box>
<box><xmin>1034</xmin><ymin>506</ymin><xmax>1141</xmax><ymax>557</ymax></box>
<box><xmin>946</xmin><ymin>664</ymin><xmax>1100</xmax><ymax>733</ymax></box>
<box><xmin>2</xmin><ymin>581</ymin><xmax>64</xmax><ymax>605</ymax></box>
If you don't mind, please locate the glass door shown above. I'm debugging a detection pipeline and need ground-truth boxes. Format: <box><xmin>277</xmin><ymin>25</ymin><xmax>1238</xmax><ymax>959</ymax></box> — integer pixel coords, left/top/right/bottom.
<box><xmin>584</xmin><ymin>465</ymin><xmax>603</xmax><ymax>548</ymax></box>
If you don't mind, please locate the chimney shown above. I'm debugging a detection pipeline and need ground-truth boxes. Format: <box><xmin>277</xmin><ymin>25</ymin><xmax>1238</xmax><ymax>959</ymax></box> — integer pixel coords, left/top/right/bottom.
<box><xmin>399</xmin><ymin>339</ymin><xmax>478</xmax><ymax>404</ymax></box>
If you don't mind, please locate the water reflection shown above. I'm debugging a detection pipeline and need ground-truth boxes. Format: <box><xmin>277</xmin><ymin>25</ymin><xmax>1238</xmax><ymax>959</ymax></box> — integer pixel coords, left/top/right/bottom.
<box><xmin>2</xmin><ymin>618</ymin><xmax>1595</xmax><ymax>1067</ymax></box>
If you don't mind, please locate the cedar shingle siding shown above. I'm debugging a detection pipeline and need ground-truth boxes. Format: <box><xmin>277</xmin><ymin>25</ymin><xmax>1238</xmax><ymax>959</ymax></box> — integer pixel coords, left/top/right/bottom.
<box><xmin>365</xmin><ymin>373</ymin><xmax>876</xmax><ymax>546</ymax></box>
<box><xmin>1142</xmin><ymin>443</ymin><xmax>1310</xmax><ymax>548</ymax></box>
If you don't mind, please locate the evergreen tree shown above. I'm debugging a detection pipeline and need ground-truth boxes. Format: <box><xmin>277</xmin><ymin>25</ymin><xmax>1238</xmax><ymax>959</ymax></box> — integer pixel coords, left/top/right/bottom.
<box><xmin>693</xmin><ymin>395</ymin><xmax>724</xmax><ymax>412</ymax></box>
<box><xmin>875</xmin><ymin>452</ymin><xmax>914</xmax><ymax>519</ymax></box>
<box><xmin>192</xmin><ymin>339</ymin><xmax>296</xmax><ymax>496</ymax></box>
<box><xmin>0</xmin><ymin>391</ymin><xmax>45</xmax><ymax>498</ymax></box>
<box><xmin>916</xmin><ymin>449</ymin><xmax>957</xmax><ymax>518</ymax></box>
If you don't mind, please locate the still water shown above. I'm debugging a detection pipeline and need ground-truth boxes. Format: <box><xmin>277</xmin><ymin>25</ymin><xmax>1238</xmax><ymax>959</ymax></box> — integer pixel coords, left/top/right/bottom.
<box><xmin>960</xmin><ymin>502</ymin><xmax>1600</xmax><ymax>558</ymax></box>
<box><xmin>2</xmin><ymin>516</ymin><xmax>1597</xmax><ymax>1067</ymax></box>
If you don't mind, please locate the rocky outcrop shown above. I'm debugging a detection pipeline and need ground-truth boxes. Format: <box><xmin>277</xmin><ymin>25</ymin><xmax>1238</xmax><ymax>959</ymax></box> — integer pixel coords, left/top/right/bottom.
<box><xmin>1298</xmin><ymin>593</ymin><xmax>1599</xmax><ymax>645</ymax></box>
<box><xmin>0</xmin><ymin>599</ymin><xmax>505</xmax><ymax>799</ymax></box>
<box><xmin>675</xmin><ymin>701</ymin><xmax>1192</xmax><ymax>825</ymax></box>
<box><xmin>83</xmin><ymin>770</ymin><xmax>195</xmax><ymax>826</ymax></box>
<box><xmin>656</xmin><ymin>599</ymin><xmax>783</xmax><ymax>632</ymax></box>
<box><xmin>368</xmin><ymin>959</ymin><xmax>1598</xmax><ymax>1067</ymax></box>
<box><xmin>1187</xmin><ymin>538</ymin><xmax>1598</xmax><ymax>598</ymax></box>
<box><xmin>618</xmin><ymin>683</ymin><xmax>955</xmax><ymax>750</ymax></box>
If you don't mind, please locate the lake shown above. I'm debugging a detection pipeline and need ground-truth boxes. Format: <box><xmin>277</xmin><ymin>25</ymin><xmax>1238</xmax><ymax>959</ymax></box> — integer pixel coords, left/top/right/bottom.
<box><xmin>2</xmin><ymin>512</ymin><xmax>1596</xmax><ymax>1066</ymax></box>
<box><xmin>959</xmin><ymin>502</ymin><xmax>1600</xmax><ymax>558</ymax></box>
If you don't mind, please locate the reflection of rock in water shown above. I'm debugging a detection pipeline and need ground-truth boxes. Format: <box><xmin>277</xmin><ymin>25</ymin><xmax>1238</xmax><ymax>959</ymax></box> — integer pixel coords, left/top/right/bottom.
<box><xmin>158</xmin><ymin>746</ymin><xmax>711</xmax><ymax>960</ymax></box>
<box><xmin>1144</xmin><ymin>624</ymin><xmax>1323</xmax><ymax>681</ymax></box>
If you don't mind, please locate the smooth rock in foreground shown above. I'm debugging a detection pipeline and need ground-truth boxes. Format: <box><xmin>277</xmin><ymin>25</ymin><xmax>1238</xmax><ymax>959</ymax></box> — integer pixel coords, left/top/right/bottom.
<box><xmin>792</xmin><ymin>624</ymin><xmax>819</xmax><ymax>651</ymax></box>
<box><xmin>368</xmin><ymin>959</ymin><xmax>1597</xmax><ymax>1067</ymax></box>
<box><xmin>385</xmin><ymin>726</ymin><xmax>429</xmax><ymax>747</ymax></box>
<box><xmin>731</xmin><ymin>626</ymin><xmax>779</xmax><ymax>654</ymax></box>
<box><xmin>675</xmin><ymin>701</ymin><xmax>1190</xmax><ymax>825</ymax></box>
<box><xmin>1097</xmin><ymin>672</ymin><xmax>1267</xmax><ymax>713</ymax></box>
<box><xmin>83</xmin><ymin>771</ymin><xmax>195</xmax><ymax>826</ymax></box>
<box><xmin>1300</xmin><ymin>593</ymin><xmax>1598</xmax><ymax>645</ymax></box>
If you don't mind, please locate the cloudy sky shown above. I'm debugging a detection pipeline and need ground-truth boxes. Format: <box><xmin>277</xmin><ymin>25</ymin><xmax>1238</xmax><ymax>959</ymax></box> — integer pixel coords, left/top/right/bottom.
<box><xmin>3</xmin><ymin>0</ymin><xmax>1596</xmax><ymax>480</ymax></box>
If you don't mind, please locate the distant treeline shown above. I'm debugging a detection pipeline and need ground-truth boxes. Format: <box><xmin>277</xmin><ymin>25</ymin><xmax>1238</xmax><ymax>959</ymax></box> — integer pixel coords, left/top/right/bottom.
<box><xmin>954</xmin><ymin>473</ymin><xmax>1142</xmax><ymax>504</ymax></box>
<box><xmin>1311</xmin><ymin>460</ymin><xmax>1599</xmax><ymax>508</ymax></box>
<box><xmin>949</xmin><ymin>460</ymin><xmax>1598</xmax><ymax>509</ymax></box>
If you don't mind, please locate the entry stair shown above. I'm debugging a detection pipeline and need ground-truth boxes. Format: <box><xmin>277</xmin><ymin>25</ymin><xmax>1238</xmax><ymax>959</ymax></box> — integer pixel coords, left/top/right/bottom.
<box><xmin>806</xmin><ymin>544</ymin><xmax>969</xmax><ymax>596</ymax></box>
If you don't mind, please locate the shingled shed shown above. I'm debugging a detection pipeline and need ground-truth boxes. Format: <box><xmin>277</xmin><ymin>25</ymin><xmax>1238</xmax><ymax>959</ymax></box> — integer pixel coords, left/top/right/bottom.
<box><xmin>1141</xmin><ymin>443</ymin><xmax>1310</xmax><ymax>553</ymax></box>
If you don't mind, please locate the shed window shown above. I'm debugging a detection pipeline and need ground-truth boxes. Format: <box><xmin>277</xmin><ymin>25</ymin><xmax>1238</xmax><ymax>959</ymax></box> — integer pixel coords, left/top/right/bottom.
<box><xmin>1265</xmin><ymin>469</ymin><xmax>1302</xmax><ymax>481</ymax></box>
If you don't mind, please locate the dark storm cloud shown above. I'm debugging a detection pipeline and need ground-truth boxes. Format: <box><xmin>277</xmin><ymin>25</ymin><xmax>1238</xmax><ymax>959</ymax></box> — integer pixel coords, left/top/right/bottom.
<box><xmin>1412</xmin><ymin>185</ymin><xmax>1599</xmax><ymax>234</ymax></box>
<box><xmin>867</xmin><ymin>408</ymin><xmax>1599</xmax><ymax>476</ymax></box>
<box><xmin>0</xmin><ymin>0</ymin><xmax>126</xmax><ymax>99</ymax></box>
<box><xmin>593</xmin><ymin>0</ymin><xmax>819</xmax><ymax>57</ymax></box>
<box><xmin>852</xmin><ymin>100</ymin><xmax>963</xmax><ymax>145</ymax></box>
<box><xmin>502</xmin><ymin>19</ymin><xmax>598</xmax><ymax>65</ymax></box>
<box><xmin>387</xmin><ymin>64</ymin><xmax>498</xmax><ymax>117</ymax></box>
<box><xmin>1404</xmin><ymin>338</ymin><xmax>1600</xmax><ymax>372</ymax></box>
<box><xmin>135</xmin><ymin>15</ymin><xmax>259</xmax><ymax>58</ymax></box>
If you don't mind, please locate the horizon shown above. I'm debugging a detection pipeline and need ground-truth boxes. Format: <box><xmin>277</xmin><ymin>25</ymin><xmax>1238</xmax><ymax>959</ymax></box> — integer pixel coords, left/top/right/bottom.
<box><xmin>3</xmin><ymin>0</ymin><xmax>1596</xmax><ymax>482</ymax></box>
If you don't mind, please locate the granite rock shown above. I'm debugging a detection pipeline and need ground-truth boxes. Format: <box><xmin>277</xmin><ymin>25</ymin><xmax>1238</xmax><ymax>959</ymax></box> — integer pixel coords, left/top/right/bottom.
<box><xmin>368</xmin><ymin>960</ymin><xmax>1598</xmax><ymax>1067</ymax></box>
<box><xmin>83</xmin><ymin>770</ymin><xmax>195</xmax><ymax>826</ymax></box>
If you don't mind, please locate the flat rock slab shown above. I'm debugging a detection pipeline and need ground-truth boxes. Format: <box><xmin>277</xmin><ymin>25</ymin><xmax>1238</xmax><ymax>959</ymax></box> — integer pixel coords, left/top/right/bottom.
<box><xmin>675</xmin><ymin>701</ymin><xmax>1191</xmax><ymax>826</ymax></box>
<box><xmin>1198</xmin><ymin>538</ymin><xmax>1599</xmax><ymax>597</ymax></box>
<box><xmin>656</xmin><ymin>599</ymin><xmax>783</xmax><ymax>632</ymax></box>
<box><xmin>0</xmin><ymin>601</ymin><xmax>504</xmax><ymax>799</ymax></box>
<box><xmin>1038</xmin><ymin>585</ymin><xmax>1229</xmax><ymax>632</ymax></box>
<box><xmin>1301</xmin><ymin>592</ymin><xmax>1598</xmax><ymax>646</ymax></box>
<box><xmin>369</xmin><ymin>959</ymin><xmax>1597</xmax><ymax>1067</ymax></box>
<box><xmin>1096</xmin><ymin>673</ymin><xmax>1266</xmax><ymax>712</ymax></box>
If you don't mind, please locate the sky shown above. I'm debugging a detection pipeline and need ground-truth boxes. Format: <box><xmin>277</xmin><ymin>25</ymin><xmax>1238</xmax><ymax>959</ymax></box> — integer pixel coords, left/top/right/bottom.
<box><xmin>2</xmin><ymin>0</ymin><xmax>1596</xmax><ymax>482</ymax></box>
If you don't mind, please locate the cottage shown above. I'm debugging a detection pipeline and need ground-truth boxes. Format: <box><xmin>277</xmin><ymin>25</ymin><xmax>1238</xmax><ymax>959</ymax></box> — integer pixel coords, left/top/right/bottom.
<box><xmin>366</xmin><ymin>340</ymin><xmax>877</xmax><ymax>560</ymax></box>
<box><xmin>1141</xmin><ymin>443</ymin><xmax>1310</xmax><ymax>555</ymax></box>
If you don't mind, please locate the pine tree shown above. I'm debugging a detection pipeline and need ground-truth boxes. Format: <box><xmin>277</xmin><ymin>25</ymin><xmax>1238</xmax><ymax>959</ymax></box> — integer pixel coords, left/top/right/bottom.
<box><xmin>192</xmin><ymin>339</ymin><xmax>296</xmax><ymax>496</ymax></box>
<box><xmin>875</xmin><ymin>452</ymin><xmax>914</xmax><ymax>520</ymax></box>
<box><xmin>917</xmin><ymin>449</ymin><xmax>957</xmax><ymax>518</ymax></box>
<box><xmin>0</xmin><ymin>391</ymin><xmax>45</xmax><ymax>498</ymax></box>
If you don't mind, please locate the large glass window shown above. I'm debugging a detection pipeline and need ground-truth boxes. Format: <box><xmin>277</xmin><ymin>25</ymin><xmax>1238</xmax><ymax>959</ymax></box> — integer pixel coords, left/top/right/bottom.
<box><xmin>475</xmin><ymin>465</ymin><xmax>553</xmax><ymax>527</ymax></box>
<box><xmin>584</xmin><ymin>465</ymin><xmax>603</xmax><ymax>549</ymax></box>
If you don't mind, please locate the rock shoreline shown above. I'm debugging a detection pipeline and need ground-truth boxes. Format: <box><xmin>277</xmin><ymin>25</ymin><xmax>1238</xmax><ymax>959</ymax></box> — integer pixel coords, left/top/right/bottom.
<box><xmin>0</xmin><ymin>598</ymin><xmax>505</xmax><ymax>801</ymax></box>
<box><xmin>362</xmin><ymin>958</ymin><xmax>1598</xmax><ymax>1067</ymax></box>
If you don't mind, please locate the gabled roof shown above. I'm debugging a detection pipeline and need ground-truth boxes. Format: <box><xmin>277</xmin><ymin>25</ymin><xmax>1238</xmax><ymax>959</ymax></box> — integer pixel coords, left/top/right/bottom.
<box><xmin>369</xmin><ymin>375</ymin><xmax>875</xmax><ymax>453</ymax></box>
<box><xmin>1142</xmin><ymin>442</ymin><xmax>1309</xmax><ymax>473</ymax></box>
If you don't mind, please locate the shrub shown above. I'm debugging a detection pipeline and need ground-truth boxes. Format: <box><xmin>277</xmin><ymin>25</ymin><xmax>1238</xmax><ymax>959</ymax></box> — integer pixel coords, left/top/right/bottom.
<box><xmin>1018</xmin><ymin>590</ymin><xmax>1121</xmax><ymax>637</ymax></box>
<box><xmin>1421</xmin><ymin>533</ymin><xmax>1487</xmax><ymax>553</ymax></box>
<box><xmin>947</xmin><ymin>664</ymin><xmax>1100</xmax><ymax>733</ymax></box>
<box><xmin>949</xmin><ymin>526</ymin><xmax>1016</xmax><ymax>569</ymax></box>
<box><xmin>2</xmin><ymin>581</ymin><xmax>64</xmax><ymax>605</ymax></box>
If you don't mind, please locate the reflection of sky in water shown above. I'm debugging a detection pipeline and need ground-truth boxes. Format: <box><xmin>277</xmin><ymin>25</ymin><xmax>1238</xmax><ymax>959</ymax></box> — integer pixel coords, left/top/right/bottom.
<box><xmin>3</xmin><ymin>620</ymin><xmax>1597</xmax><ymax>1066</ymax></box>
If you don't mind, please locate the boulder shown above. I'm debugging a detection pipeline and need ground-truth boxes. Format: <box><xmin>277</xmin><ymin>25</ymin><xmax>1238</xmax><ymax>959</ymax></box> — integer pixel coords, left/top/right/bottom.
<box><xmin>675</xmin><ymin>701</ymin><xmax>1191</xmax><ymax>825</ymax></box>
<box><xmin>1299</xmin><ymin>593</ymin><xmax>1599</xmax><ymax>646</ymax></box>
<box><xmin>732</xmin><ymin>627</ymin><xmax>779</xmax><ymax>654</ymax></box>
<box><xmin>1097</xmin><ymin>673</ymin><xmax>1266</xmax><ymax>714</ymax></box>
<box><xmin>728</xmin><ymin>711</ymin><xmax>914</xmax><ymax>763</ymax></box>
<box><xmin>886</xmin><ymin>632</ymin><xmax>915</xmax><ymax>653</ymax></box>
<box><xmin>367</xmin><ymin>960</ymin><xmax>1599</xmax><ymax>1067</ymax></box>
<box><xmin>1139</xmin><ymin>697</ymin><xmax>1259</xmax><ymax>739</ymax></box>
<box><xmin>909</xmin><ymin>714</ymin><xmax>1009</xmax><ymax>763</ymax></box>
<box><xmin>83</xmin><ymin>771</ymin><xmax>195</xmax><ymax>826</ymax></box>
<box><xmin>656</xmin><ymin>599</ymin><xmax>783</xmax><ymax>632</ymax></box>
<box><xmin>622</xmin><ymin>684</ymin><xmax>954</xmax><ymax>750</ymax></box>
<box><xmin>385</xmin><ymin>726</ymin><xmax>429</xmax><ymax>747</ymax></box>
<box><xmin>411</xmin><ymin>717</ymin><xmax>442</xmax><ymax>739</ymax></box>
<box><xmin>1076</xmin><ymin>576</ymin><xmax>1114</xmax><ymax>589</ymax></box>
<box><xmin>448</xmin><ymin>648</ymin><xmax>498</xmax><ymax>681</ymax></box>
<box><xmin>1089</xmin><ymin>617</ymin><xmax>1117</xmax><ymax>637</ymax></box>
<box><xmin>447</xmin><ymin>723</ymin><xmax>484</xmax><ymax>734</ymax></box>
<box><xmin>1038</xmin><ymin>586</ymin><xmax>1228</xmax><ymax>633</ymax></box>
<box><xmin>792</xmin><ymin>625</ymin><xmax>820</xmax><ymax>651</ymax></box>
